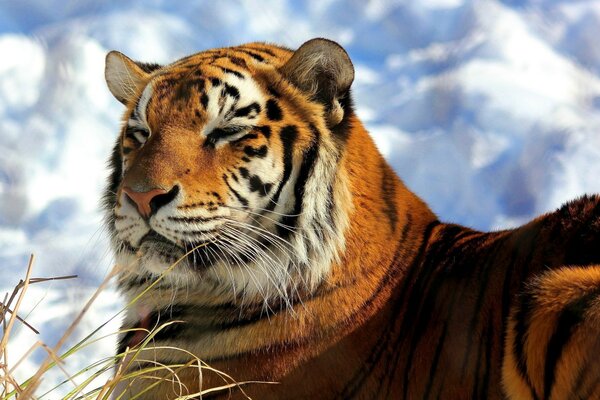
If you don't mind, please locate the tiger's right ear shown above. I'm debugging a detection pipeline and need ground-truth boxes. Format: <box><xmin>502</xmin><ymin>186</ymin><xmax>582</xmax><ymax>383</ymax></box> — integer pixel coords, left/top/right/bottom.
<box><xmin>280</xmin><ymin>38</ymin><xmax>354</xmax><ymax>126</ymax></box>
<box><xmin>105</xmin><ymin>51</ymin><xmax>158</xmax><ymax>105</ymax></box>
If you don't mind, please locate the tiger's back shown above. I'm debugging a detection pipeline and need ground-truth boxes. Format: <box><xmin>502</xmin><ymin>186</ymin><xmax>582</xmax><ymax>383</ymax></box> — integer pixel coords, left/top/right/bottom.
<box><xmin>102</xmin><ymin>38</ymin><xmax>600</xmax><ymax>399</ymax></box>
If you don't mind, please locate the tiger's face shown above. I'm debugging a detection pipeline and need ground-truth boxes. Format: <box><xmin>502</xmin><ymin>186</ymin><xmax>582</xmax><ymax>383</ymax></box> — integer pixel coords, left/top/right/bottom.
<box><xmin>104</xmin><ymin>39</ymin><xmax>354</xmax><ymax>304</ymax></box>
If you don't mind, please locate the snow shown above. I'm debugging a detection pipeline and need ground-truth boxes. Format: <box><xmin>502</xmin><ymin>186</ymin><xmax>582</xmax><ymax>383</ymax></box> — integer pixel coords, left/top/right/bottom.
<box><xmin>1</xmin><ymin>0</ymin><xmax>600</xmax><ymax>396</ymax></box>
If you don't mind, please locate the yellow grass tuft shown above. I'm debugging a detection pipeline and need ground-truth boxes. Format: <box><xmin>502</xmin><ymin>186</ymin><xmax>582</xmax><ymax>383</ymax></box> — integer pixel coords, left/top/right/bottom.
<box><xmin>1</xmin><ymin>250</ymin><xmax>275</xmax><ymax>399</ymax></box>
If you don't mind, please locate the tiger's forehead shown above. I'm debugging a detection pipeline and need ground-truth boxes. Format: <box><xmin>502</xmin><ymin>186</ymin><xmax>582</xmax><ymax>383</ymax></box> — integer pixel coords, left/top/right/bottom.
<box><xmin>166</xmin><ymin>43</ymin><xmax>292</xmax><ymax>71</ymax></box>
<box><xmin>153</xmin><ymin>43</ymin><xmax>292</xmax><ymax>90</ymax></box>
<box><xmin>137</xmin><ymin>44</ymin><xmax>292</xmax><ymax>127</ymax></box>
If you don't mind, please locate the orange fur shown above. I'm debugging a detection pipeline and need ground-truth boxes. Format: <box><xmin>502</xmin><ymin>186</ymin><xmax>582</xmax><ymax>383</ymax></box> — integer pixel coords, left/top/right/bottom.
<box><xmin>103</xmin><ymin>40</ymin><xmax>600</xmax><ymax>399</ymax></box>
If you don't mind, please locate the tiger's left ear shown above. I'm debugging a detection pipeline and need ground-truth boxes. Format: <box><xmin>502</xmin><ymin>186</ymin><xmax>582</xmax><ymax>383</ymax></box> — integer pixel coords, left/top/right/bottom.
<box><xmin>281</xmin><ymin>38</ymin><xmax>354</xmax><ymax>126</ymax></box>
<box><xmin>105</xmin><ymin>51</ymin><xmax>160</xmax><ymax>105</ymax></box>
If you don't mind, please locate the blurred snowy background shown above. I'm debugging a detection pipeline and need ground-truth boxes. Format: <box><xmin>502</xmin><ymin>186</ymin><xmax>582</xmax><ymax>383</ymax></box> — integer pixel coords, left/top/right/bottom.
<box><xmin>1</xmin><ymin>0</ymin><xmax>600</xmax><ymax>396</ymax></box>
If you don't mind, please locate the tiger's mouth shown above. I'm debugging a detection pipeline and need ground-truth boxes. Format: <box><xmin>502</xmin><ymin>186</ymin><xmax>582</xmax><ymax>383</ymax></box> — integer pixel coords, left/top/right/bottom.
<box><xmin>139</xmin><ymin>231</ymin><xmax>177</xmax><ymax>248</ymax></box>
<box><xmin>136</xmin><ymin>230</ymin><xmax>227</xmax><ymax>270</ymax></box>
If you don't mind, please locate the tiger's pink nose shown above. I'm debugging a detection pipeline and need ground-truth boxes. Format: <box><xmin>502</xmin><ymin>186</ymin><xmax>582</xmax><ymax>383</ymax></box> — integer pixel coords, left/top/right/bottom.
<box><xmin>122</xmin><ymin>187</ymin><xmax>168</xmax><ymax>218</ymax></box>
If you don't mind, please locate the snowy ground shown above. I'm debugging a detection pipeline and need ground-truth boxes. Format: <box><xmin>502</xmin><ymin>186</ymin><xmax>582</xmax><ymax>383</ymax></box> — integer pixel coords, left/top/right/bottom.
<box><xmin>1</xmin><ymin>0</ymin><xmax>600</xmax><ymax>396</ymax></box>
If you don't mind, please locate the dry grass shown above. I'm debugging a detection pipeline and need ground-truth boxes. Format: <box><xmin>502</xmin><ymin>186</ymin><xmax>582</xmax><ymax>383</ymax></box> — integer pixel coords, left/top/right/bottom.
<box><xmin>0</xmin><ymin>253</ymin><xmax>274</xmax><ymax>399</ymax></box>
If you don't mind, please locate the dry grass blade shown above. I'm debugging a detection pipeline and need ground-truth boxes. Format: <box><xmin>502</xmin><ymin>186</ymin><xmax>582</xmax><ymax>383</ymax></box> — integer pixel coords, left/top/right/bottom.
<box><xmin>0</xmin><ymin>303</ymin><xmax>40</xmax><ymax>335</ymax></box>
<box><xmin>1</xmin><ymin>244</ymin><xmax>276</xmax><ymax>399</ymax></box>
<box><xmin>1</xmin><ymin>255</ymin><xmax>34</xmax><ymax>399</ymax></box>
<box><xmin>2</xmin><ymin>292</ymin><xmax>9</xmax><ymax>397</ymax></box>
<box><xmin>29</xmin><ymin>276</ymin><xmax>78</xmax><ymax>284</ymax></box>
<box><xmin>1</xmin><ymin>257</ymin><xmax>78</xmax><ymax>399</ymax></box>
<box><xmin>17</xmin><ymin>266</ymin><xmax>118</xmax><ymax>398</ymax></box>
<box><xmin>0</xmin><ymin>254</ymin><xmax>35</xmax><ymax>360</ymax></box>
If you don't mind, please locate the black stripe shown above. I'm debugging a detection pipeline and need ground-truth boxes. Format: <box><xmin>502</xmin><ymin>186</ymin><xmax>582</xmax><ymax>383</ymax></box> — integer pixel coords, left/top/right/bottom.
<box><xmin>148</xmin><ymin>319</ymin><xmax>188</xmax><ymax>342</ymax></box>
<box><xmin>243</xmin><ymin>45</ymin><xmax>276</xmax><ymax>57</ymax></box>
<box><xmin>136</xmin><ymin>62</ymin><xmax>162</xmax><ymax>73</ymax></box>
<box><xmin>256</xmin><ymin>125</ymin><xmax>271</xmax><ymax>139</ymax></box>
<box><xmin>368</xmin><ymin>223</ymin><xmax>448</xmax><ymax>399</ymax></box>
<box><xmin>544</xmin><ymin>286</ymin><xmax>600</xmax><ymax>399</ymax></box>
<box><xmin>200</xmin><ymin>93</ymin><xmax>209</xmax><ymax>108</ymax></box>
<box><xmin>509</xmin><ymin>223</ymin><xmax>545</xmax><ymax>400</ymax></box>
<box><xmin>513</xmin><ymin>291</ymin><xmax>540</xmax><ymax>400</ymax></box>
<box><xmin>217</xmin><ymin>66</ymin><xmax>244</xmax><ymax>79</ymax></box>
<box><xmin>266</xmin><ymin>99</ymin><xmax>283</xmax><ymax>121</ymax></box>
<box><xmin>401</xmin><ymin>213</ymin><xmax>412</xmax><ymax>242</ymax></box>
<box><xmin>236</xmin><ymin>48</ymin><xmax>265</xmax><ymax>62</ymax></box>
<box><xmin>266</xmin><ymin>125</ymin><xmax>297</xmax><ymax>211</ymax></box>
<box><xmin>399</xmin><ymin>224</ymin><xmax>465</xmax><ymax>400</ymax></box>
<box><xmin>222</xmin><ymin>83</ymin><xmax>240</xmax><ymax>100</ymax></box>
<box><xmin>117</xmin><ymin>273</ymin><xmax>155</xmax><ymax>291</ymax></box>
<box><xmin>380</xmin><ymin>160</ymin><xmax>398</xmax><ymax>233</ymax></box>
<box><xmin>500</xmin><ymin>240</ymin><xmax>520</xmax><ymax>362</ymax></box>
<box><xmin>339</xmin><ymin>219</ymin><xmax>440</xmax><ymax>399</ymax></box>
<box><xmin>324</xmin><ymin>181</ymin><xmax>335</xmax><ymax>228</ymax></box>
<box><xmin>458</xmin><ymin>233</ymin><xmax>506</xmax><ymax>377</ymax></box>
<box><xmin>423</xmin><ymin>323</ymin><xmax>448</xmax><ymax>400</ymax></box>
<box><xmin>277</xmin><ymin>126</ymin><xmax>319</xmax><ymax>238</ymax></box>
<box><xmin>223</xmin><ymin>174</ymin><xmax>248</xmax><ymax>206</ymax></box>
<box><xmin>422</xmin><ymin>232</ymin><xmax>486</xmax><ymax>399</ymax></box>
<box><xmin>233</xmin><ymin>102</ymin><xmax>261</xmax><ymax>118</ymax></box>
<box><xmin>229</xmin><ymin>56</ymin><xmax>247</xmax><ymax>68</ymax></box>
<box><xmin>471</xmin><ymin>323</ymin><xmax>486</xmax><ymax>398</ymax></box>
<box><xmin>167</xmin><ymin>216</ymin><xmax>224</xmax><ymax>223</ymax></box>
<box><xmin>480</xmin><ymin>314</ymin><xmax>494</xmax><ymax>399</ymax></box>
<box><xmin>248</xmin><ymin>175</ymin><xmax>272</xmax><ymax>197</ymax></box>
<box><xmin>243</xmin><ymin>145</ymin><xmax>268</xmax><ymax>158</ymax></box>
<box><xmin>267</xmin><ymin>85</ymin><xmax>280</xmax><ymax>97</ymax></box>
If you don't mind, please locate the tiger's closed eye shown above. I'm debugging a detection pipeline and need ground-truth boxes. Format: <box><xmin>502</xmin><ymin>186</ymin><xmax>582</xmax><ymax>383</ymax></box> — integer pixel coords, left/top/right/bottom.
<box><xmin>204</xmin><ymin>125</ymin><xmax>251</xmax><ymax>147</ymax></box>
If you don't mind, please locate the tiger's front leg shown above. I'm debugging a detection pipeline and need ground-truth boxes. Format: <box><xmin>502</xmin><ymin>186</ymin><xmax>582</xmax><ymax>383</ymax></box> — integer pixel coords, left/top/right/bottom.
<box><xmin>503</xmin><ymin>266</ymin><xmax>600</xmax><ymax>400</ymax></box>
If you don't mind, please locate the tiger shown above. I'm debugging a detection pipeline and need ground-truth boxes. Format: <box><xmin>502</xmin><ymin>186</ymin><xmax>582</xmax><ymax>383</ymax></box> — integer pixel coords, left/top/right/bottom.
<box><xmin>103</xmin><ymin>38</ymin><xmax>600</xmax><ymax>399</ymax></box>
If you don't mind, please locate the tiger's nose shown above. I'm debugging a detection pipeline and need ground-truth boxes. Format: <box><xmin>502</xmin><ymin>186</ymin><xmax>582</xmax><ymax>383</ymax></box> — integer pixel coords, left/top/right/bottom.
<box><xmin>122</xmin><ymin>186</ymin><xmax>179</xmax><ymax>218</ymax></box>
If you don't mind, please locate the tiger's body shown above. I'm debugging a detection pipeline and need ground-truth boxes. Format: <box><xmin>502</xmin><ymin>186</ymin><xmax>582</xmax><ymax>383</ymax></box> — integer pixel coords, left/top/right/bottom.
<box><xmin>103</xmin><ymin>39</ymin><xmax>600</xmax><ymax>399</ymax></box>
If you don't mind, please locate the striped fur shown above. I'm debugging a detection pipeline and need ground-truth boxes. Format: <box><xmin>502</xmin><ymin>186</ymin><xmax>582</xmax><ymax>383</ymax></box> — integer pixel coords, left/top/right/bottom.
<box><xmin>504</xmin><ymin>266</ymin><xmax>600</xmax><ymax>400</ymax></box>
<box><xmin>103</xmin><ymin>39</ymin><xmax>600</xmax><ymax>399</ymax></box>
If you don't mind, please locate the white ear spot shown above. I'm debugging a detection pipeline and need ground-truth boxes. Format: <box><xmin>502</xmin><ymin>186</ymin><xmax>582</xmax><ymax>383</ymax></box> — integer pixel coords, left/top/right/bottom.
<box><xmin>105</xmin><ymin>51</ymin><xmax>149</xmax><ymax>105</ymax></box>
<box><xmin>328</xmin><ymin>99</ymin><xmax>344</xmax><ymax>126</ymax></box>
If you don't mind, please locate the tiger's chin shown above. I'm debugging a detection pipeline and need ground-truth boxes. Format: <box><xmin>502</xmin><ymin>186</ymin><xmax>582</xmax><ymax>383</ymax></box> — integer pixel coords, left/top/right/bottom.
<box><xmin>114</xmin><ymin>236</ymin><xmax>207</xmax><ymax>283</ymax></box>
<box><xmin>115</xmin><ymin>246</ymin><xmax>191</xmax><ymax>278</ymax></box>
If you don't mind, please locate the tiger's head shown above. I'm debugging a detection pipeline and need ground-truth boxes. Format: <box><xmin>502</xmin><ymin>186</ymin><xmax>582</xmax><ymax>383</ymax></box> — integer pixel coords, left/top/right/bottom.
<box><xmin>104</xmin><ymin>39</ymin><xmax>354</xmax><ymax>305</ymax></box>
